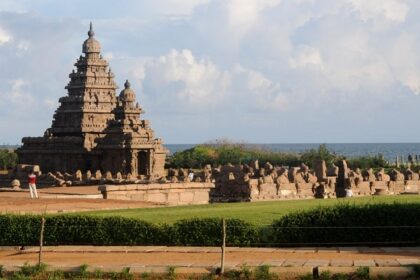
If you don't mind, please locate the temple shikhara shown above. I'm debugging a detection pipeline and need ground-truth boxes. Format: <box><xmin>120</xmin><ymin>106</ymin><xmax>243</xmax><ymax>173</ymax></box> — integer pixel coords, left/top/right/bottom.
<box><xmin>17</xmin><ymin>23</ymin><xmax>167</xmax><ymax>177</ymax></box>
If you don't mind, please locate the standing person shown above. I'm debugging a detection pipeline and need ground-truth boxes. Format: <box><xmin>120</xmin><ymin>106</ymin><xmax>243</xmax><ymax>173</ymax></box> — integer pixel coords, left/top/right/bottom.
<box><xmin>28</xmin><ymin>170</ymin><xmax>38</xmax><ymax>199</ymax></box>
<box><xmin>188</xmin><ymin>171</ymin><xmax>194</xmax><ymax>182</ymax></box>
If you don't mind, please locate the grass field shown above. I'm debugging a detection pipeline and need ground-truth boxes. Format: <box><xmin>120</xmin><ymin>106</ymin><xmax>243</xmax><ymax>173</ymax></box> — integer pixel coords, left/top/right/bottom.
<box><xmin>84</xmin><ymin>195</ymin><xmax>420</xmax><ymax>225</ymax></box>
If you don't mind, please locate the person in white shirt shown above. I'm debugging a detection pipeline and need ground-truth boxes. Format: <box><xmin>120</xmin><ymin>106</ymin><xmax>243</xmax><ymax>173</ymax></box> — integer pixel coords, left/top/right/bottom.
<box><xmin>188</xmin><ymin>171</ymin><xmax>194</xmax><ymax>182</ymax></box>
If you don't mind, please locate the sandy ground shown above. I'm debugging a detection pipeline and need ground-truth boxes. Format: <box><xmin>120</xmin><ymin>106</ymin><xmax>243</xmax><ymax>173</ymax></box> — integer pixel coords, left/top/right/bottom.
<box><xmin>0</xmin><ymin>186</ymin><xmax>161</xmax><ymax>213</ymax></box>
<box><xmin>0</xmin><ymin>247</ymin><xmax>419</xmax><ymax>267</ymax></box>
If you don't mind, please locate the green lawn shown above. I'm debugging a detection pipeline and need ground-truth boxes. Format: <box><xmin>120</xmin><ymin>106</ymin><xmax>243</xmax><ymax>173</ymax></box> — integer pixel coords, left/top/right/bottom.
<box><xmin>84</xmin><ymin>195</ymin><xmax>420</xmax><ymax>225</ymax></box>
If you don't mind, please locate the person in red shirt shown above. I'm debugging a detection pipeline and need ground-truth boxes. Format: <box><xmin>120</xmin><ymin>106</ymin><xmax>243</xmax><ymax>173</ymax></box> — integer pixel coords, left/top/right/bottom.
<box><xmin>28</xmin><ymin>170</ymin><xmax>38</xmax><ymax>199</ymax></box>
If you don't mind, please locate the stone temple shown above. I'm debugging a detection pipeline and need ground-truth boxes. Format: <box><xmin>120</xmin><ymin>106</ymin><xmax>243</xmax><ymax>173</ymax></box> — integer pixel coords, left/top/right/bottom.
<box><xmin>17</xmin><ymin>23</ymin><xmax>167</xmax><ymax>178</ymax></box>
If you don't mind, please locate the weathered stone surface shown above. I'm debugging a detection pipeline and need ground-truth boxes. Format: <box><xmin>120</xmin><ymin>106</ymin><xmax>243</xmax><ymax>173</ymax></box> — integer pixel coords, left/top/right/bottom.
<box><xmin>99</xmin><ymin>183</ymin><xmax>214</xmax><ymax>205</ymax></box>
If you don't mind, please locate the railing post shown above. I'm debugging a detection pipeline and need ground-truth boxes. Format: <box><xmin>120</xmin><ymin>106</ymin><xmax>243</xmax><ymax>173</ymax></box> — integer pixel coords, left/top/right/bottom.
<box><xmin>38</xmin><ymin>217</ymin><xmax>45</xmax><ymax>265</ymax></box>
<box><xmin>220</xmin><ymin>218</ymin><xmax>226</xmax><ymax>274</ymax></box>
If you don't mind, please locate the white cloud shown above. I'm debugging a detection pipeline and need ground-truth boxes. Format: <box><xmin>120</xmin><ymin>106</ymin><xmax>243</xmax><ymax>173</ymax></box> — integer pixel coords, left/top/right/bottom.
<box><xmin>158</xmin><ymin>0</ymin><xmax>211</xmax><ymax>17</ymax></box>
<box><xmin>138</xmin><ymin>49</ymin><xmax>288</xmax><ymax>113</ymax></box>
<box><xmin>142</xmin><ymin>49</ymin><xmax>230</xmax><ymax>106</ymax></box>
<box><xmin>225</xmin><ymin>0</ymin><xmax>281</xmax><ymax>29</ymax></box>
<box><xmin>0</xmin><ymin>79</ymin><xmax>34</xmax><ymax>108</ymax></box>
<box><xmin>233</xmin><ymin>65</ymin><xmax>287</xmax><ymax>110</ymax></box>
<box><xmin>386</xmin><ymin>32</ymin><xmax>420</xmax><ymax>95</ymax></box>
<box><xmin>347</xmin><ymin>0</ymin><xmax>409</xmax><ymax>23</ymax></box>
<box><xmin>0</xmin><ymin>26</ymin><xmax>11</xmax><ymax>44</ymax></box>
<box><xmin>289</xmin><ymin>45</ymin><xmax>323</xmax><ymax>69</ymax></box>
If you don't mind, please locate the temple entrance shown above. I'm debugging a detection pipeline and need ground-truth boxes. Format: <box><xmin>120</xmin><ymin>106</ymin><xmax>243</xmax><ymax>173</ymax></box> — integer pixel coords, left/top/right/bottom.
<box><xmin>138</xmin><ymin>151</ymin><xmax>149</xmax><ymax>175</ymax></box>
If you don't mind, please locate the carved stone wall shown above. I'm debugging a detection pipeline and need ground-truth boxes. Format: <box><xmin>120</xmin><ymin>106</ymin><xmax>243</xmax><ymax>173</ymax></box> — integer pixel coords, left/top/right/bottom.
<box><xmin>210</xmin><ymin>160</ymin><xmax>420</xmax><ymax>202</ymax></box>
<box><xmin>99</xmin><ymin>183</ymin><xmax>215</xmax><ymax>205</ymax></box>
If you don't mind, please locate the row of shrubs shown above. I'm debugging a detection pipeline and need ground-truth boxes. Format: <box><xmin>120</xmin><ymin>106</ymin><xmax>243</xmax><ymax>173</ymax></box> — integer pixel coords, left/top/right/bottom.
<box><xmin>168</xmin><ymin>143</ymin><xmax>389</xmax><ymax>169</ymax></box>
<box><xmin>1</xmin><ymin>203</ymin><xmax>419</xmax><ymax>247</ymax></box>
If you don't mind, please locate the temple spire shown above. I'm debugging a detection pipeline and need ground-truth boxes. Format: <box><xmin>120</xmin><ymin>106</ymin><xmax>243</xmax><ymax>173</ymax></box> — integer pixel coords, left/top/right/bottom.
<box><xmin>88</xmin><ymin>22</ymin><xmax>95</xmax><ymax>38</ymax></box>
<box><xmin>124</xmin><ymin>80</ymin><xmax>131</xmax><ymax>89</ymax></box>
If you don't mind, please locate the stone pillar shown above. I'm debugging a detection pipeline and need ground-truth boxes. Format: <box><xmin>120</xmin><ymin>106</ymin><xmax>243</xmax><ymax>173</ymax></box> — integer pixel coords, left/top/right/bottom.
<box><xmin>314</xmin><ymin>160</ymin><xmax>327</xmax><ymax>182</ymax></box>
<box><xmin>337</xmin><ymin>160</ymin><xmax>349</xmax><ymax>197</ymax></box>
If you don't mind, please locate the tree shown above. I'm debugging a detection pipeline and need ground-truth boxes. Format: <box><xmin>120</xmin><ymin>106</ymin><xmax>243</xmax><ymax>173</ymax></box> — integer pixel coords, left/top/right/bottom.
<box><xmin>301</xmin><ymin>144</ymin><xmax>340</xmax><ymax>168</ymax></box>
<box><xmin>0</xmin><ymin>149</ymin><xmax>18</xmax><ymax>170</ymax></box>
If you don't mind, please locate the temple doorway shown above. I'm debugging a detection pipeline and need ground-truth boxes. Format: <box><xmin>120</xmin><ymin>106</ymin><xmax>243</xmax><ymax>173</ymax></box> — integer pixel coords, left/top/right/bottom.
<box><xmin>138</xmin><ymin>151</ymin><xmax>149</xmax><ymax>175</ymax></box>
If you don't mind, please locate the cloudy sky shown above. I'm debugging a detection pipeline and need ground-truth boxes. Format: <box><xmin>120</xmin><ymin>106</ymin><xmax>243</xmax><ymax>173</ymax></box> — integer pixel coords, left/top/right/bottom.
<box><xmin>1</xmin><ymin>0</ymin><xmax>420</xmax><ymax>144</ymax></box>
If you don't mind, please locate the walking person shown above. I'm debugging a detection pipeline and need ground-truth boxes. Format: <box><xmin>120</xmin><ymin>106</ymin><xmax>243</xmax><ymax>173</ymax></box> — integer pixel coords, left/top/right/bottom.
<box><xmin>28</xmin><ymin>170</ymin><xmax>38</xmax><ymax>199</ymax></box>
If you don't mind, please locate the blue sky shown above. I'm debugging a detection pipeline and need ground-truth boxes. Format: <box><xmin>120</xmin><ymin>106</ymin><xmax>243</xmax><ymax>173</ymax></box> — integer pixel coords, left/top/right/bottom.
<box><xmin>1</xmin><ymin>0</ymin><xmax>420</xmax><ymax>144</ymax></box>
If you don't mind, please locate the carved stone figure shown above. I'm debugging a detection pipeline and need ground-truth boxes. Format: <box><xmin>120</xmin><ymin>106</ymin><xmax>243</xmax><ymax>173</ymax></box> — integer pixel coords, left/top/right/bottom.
<box><xmin>276</xmin><ymin>168</ymin><xmax>290</xmax><ymax>184</ymax></box>
<box><xmin>10</xmin><ymin>179</ymin><xmax>20</xmax><ymax>189</ymax></box>
<box><xmin>327</xmin><ymin>163</ymin><xmax>339</xmax><ymax>177</ymax></box>
<box><xmin>264</xmin><ymin>162</ymin><xmax>273</xmax><ymax>171</ymax></box>
<box><xmin>405</xmin><ymin>168</ymin><xmax>419</xmax><ymax>180</ymax></box>
<box><xmin>349</xmin><ymin>168</ymin><xmax>363</xmax><ymax>186</ymax></box>
<box><xmin>363</xmin><ymin>168</ymin><xmax>376</xmax><ymax>182</ymax></box>
<box><xmin>85</xmin><ymin>170</ymin><xmax>92</xmax><ymax>181</ymax></box>
<box><xmin>95</xmin><ymin>170</ymin><xmax>102</xmax><ymax>180</ymax></box>
<box><xmin>74</xmin><ymin>170</ymin><xmax>83</xmax><ymax>181</ymax></box>
<box><xmin>376</xmin><ymin>168</ymin><xmax>390</xmax><ymax>182</ymax></box>
<box><xmin>105</xmin><ymin>171</ymin><xmax>113</xmax><ymax>180</ymax></box>
<box><xmin>389</xmin><ymin>169</ymin><xmax>404</xmax><ymax>181</ymax></box>
<box><xmin>305</xmin><ymin>171</ymin><xmax>318</xmax><ymax>184</ymax></box>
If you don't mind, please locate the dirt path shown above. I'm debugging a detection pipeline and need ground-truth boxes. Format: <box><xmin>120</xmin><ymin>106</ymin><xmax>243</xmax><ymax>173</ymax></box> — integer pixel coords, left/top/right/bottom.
<box><xmin>1</xmin><ymin>246</ymin><xmax>419</xmax><ymax>267</ymax></box>
<box><xmin>0</xmin><ymin>186</ymin><xmax>161</xmax><ymax>213</ymax></box>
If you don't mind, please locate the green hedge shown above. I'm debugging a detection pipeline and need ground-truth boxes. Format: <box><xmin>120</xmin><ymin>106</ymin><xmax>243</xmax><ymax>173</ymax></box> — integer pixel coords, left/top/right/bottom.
<box><xmin>0</xmin><ymin>203</ymin><xmax>419</xmax><ymax>247</ymax></box>
<box><xmin>171</xmin><ymin>218</ymin><xmax>259</xmax><ymax>246</ymax></box>
<box><xmin>270</xmin><ymin>203</ymin><xmax>420</xmax><ymax>246</ymax></box>
<box><xmin>168</xmin><ymin>143</ymin><xmax>390</xmax><ymax>169</ymax></box>
<box><xmin>0</xmin><ymin>216</ymin><xmax>257</xmax><ymax>246</ymax></box>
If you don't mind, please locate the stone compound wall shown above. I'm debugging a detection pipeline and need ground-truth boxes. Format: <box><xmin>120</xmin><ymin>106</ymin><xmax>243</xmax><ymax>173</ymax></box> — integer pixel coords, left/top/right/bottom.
<box><xmin>99</xmin><ymin>183</ymin><xmax>214</xmax><ymax>205</ymax></box>
<box><xmin>2</xmin><ymin>161</ymin><xmax>420</xmax><ymax>204</ymax></box>
<box><xmin>210</xmin><ymin>160</ymin><xmax>420</xmax><ymax>202</ymax></box>
<box><xmin>210</xmin><ymin>162</ymin><xmax>318</xmax><ymax>202</ymax></box>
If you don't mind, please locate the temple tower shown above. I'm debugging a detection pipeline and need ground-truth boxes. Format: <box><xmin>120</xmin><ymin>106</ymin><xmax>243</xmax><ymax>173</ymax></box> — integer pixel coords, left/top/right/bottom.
<box><xmin>17</xmin><ymin>23</ymin><xmax>167</xmax><ymax>178</ymax></box>
<box><xmin>51</xmin><ymin>22</ymin><xmax>118</xmax><ymax>150</ymax></box>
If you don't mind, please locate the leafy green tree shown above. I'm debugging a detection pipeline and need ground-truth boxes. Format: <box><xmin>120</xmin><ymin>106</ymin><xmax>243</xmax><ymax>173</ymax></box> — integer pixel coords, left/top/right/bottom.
<box><xmin>0</xmin><ymin>149</ymin><xmax>17</xmax><ymax>170</ymax></box>
<box><xmin>300</xmin><ymin>144</ymin><xmax>340</xmax><ymax>168</ymax></box>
